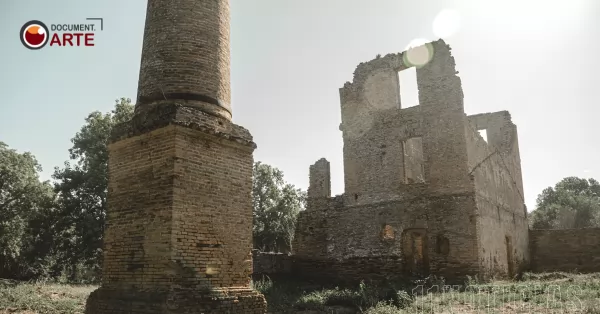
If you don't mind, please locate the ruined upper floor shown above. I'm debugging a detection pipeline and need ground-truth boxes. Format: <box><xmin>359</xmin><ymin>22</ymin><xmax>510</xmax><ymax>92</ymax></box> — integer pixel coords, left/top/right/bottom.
<box><xmin>308</xmin><ymin>39</ymin><xmax>524</xmax><ymax>210</ymax></box>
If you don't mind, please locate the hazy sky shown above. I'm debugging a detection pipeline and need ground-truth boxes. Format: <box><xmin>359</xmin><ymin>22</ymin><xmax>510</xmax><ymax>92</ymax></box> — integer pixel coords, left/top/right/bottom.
<box><xmin>1</xmin><ymin>0</ymin><xmax>598</xmax><ymax>210</ymax></box>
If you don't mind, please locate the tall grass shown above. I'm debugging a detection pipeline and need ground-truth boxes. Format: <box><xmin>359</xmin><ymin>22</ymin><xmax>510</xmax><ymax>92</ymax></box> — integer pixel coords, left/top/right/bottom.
<box><xmin>1</xmin><ymin>272</ymin><xmax>599</xmax><ymax>313</ymax></box>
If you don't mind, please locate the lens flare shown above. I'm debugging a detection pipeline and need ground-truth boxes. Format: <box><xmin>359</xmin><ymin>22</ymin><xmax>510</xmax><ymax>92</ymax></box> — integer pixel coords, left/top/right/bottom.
<box><xmin>432</xmin><ymin>9</ymin><xmax>461</xmax><ymax>39</ymax></box>
<box><xmin>404</xmin><ymin>38</ymin><xmax>434</xmax><ymax>68</ymax></box>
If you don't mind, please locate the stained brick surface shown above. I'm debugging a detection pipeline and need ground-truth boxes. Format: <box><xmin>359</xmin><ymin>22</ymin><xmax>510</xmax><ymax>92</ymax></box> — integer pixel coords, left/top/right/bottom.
<box><xmin>293</xmin><ymin>40</ymin><xmax>530</xmax><ymax>283</ymax></box>
<box><xmin>252</xmin><ymin>250</ymin><xmax>292</xmax><ymax>277</ymax></box>
<box><xmin>136</xmin><ymin>0</ymin><xmax>233</xmax><ymax>120</ymax></box>
<box><xmin>530</xmin><ymin>229</ymin><xmax>600</xmax><ymax>273</ymax></box>
<box><xmin>86</xmin><ymin>111</ymin><xmax>267</xmax><ymax>313</ymax></box>
<box><xmin>85</xmin><ymin>0</ymin><xmax>266</xmax><ymax>311</ymax></box>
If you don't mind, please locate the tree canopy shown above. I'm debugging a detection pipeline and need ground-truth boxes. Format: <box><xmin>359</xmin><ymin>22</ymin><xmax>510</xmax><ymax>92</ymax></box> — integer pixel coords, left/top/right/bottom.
<box><xmin>252</xmin><ymin>162</ymin><xmax>306</xmax><ymax>253</ymax></box>
<box><xmin>529</xmin><ymin>176</ymin><xmax>600</xmax><ymax>229</ymax></box>
<box><xmin>0</xmin><ymin>141</ymin><xmax>55</xmax><ymax>278</ymax></box>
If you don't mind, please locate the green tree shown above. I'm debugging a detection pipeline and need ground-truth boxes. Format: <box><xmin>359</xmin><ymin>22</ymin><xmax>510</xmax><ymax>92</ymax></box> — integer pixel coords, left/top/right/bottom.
<box><xmin>0</xmin><ymin>141</ymin><xmax>55</xmax><ymax>279</ymax></box>
<box><xmin>529</xmin><ymin>176</ymin><xmax>600</xmax><ymax>229</ymax></box>
<box><xmin>51</xmin><ymin>98</ymin><xmax>134</xmax><ymax>281</ymax></box>
<box><xmin>252</xmin><ymin>162</ymin><xmax>306</xmax><ymax>253</ymax></box>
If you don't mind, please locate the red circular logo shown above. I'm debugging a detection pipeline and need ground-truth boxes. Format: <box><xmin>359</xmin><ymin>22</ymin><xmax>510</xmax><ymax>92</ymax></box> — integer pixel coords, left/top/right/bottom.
<box><xmin>20</xmin><ymin>20</ymin><xmax>49</xmax><ymax>50</ymax></box>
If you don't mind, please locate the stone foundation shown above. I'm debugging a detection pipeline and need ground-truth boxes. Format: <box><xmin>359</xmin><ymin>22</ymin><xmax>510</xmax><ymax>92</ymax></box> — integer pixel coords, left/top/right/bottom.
<box><xmin>86</xmin><ymin>104</ymin><xmax>266</xmax><ymax>314</ymax></box>
<box><xmin>86</xmin><ymin>287</ymin><xmax>266</xmax><ymax>314</ymax></box>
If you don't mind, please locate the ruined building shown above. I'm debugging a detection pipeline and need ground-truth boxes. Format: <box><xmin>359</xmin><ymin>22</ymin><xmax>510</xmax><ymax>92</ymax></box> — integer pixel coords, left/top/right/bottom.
<box><xmin>85</xmin><ymin>0</ymin><xmax>267</xmax><ymax>313</ymax></box>
<box><xmin>293</xmin><ymin>39</ymin><xmax>530</xmax><ymax>282</ymax></box>
<box><xmin>251</xmin><ymin>39</ymin><xmax>600</xmax><ymax>285</ymax></box>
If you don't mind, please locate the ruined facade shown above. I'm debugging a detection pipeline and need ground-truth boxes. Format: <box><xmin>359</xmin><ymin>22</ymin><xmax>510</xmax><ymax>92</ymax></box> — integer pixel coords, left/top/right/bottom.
<box><xmin>85</xmin><ymin>0</ymin><xmax>267</xmax><ymax>313</ymax></box>
<box><xmin>293</xmin><ymin>39</ymin><xmax>529</xmax><ymax>283</ymax></box>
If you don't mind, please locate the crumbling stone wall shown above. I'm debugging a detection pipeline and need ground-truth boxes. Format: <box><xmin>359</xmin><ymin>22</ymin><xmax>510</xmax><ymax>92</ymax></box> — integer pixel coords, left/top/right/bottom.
<box><xmin>339</xmin><ymin>40</ymin><xmax>473</xmax><ymax>199</ymax></box>
<box><xmin>252</xmin><ymin>250</ymin><xmax>292</xmax><ymax>278</ymax></box>
<box><xmin>294</xmin><ymin>191</ymin><xmax>480</xmax><ymax>284</ymax></box>
<box><xmin>294</xmin><ymin>39</ymin><xmax>529</xmax><ymax>284</ymax></box>
<box><xmin>465</xmin><ymin>112</ymin><xmax>529</xmax><ymax>278</ymax></box>
<box><xmin>308</xmin><ymin>158</ymin><xmax>331</xmax><ymax>199</ymax></box>
<box><xmin>530</xmin><ymin>229</ymin><xmax>600</xmax><ymax>273</ymax></box>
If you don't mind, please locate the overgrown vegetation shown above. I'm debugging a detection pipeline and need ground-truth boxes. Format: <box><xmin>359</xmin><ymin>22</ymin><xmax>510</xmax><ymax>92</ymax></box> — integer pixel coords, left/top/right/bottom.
<box><xmin>253</xmin><ymin>162</ymin><xmax>306</xmax><ymax>253</ymax></box>
<box><xmin>251</xmin><ymin>273</ymin><xmax>600</xmax><ymax>313</ymax></box>
<box><xmin>0</xmin><ymin>280</ymin><xmax>95</xmax><ymax>314</ymax></box>
<box><xmin>529</xmin><ymin>177</ymin><xmax>600</xmax><ymax>229</ymax></box>
<box><xmin>1</xmin><ymin>273</ymin><xmax>598</xmax><ymax>313</ymax></box>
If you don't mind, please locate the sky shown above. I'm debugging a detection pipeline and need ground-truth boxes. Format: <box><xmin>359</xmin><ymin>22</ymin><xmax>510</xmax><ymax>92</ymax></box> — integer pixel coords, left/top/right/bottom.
<box><xmin>1</xmin><ymin>0</ymin><xmax>599</xmax><ymax>211</ymax></box>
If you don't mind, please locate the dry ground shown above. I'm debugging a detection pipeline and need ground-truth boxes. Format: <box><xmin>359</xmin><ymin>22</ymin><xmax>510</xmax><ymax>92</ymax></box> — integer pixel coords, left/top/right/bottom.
<box><xmin>1</xmin><ymin>272</ymin><xmax>599</xmax><ymax>313</ymax></box>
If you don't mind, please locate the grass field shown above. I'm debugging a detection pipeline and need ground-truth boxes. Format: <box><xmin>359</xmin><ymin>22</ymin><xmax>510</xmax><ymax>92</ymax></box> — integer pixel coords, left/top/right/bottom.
<box><xmin>1</xmin><ymin>272</ymin><xmax>599</xmax><ymax>313</ymax></box>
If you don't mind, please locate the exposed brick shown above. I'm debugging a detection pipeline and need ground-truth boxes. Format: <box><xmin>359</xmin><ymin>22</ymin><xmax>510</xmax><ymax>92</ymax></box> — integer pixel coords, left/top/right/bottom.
<box><xmin>293</xmin><ymin>39</ymin><xmax>529</xmax><ymax>283</ymax></box>
<box><xmin>307</xmin><ymin>158</ymin><xmax>331</xmax><ymax>201</ymax></box>
<box><xmin>135</xmin><ymin>0</ymin><xmax>233</xmax><ymax>120</ymax></box>
<box><xmin>85</xmin><ymin>0</ymin><xmax>266</xmax><ymax>312</ymax></box>
<box><xmin>530</xmin><ymin>229</ymin><xmax>600</xmax><ymax>273</ymax></box>
<box><xmin>252</xmin><ymin>250</ymin><xmax>292</xmax><ymax>278</ymax></box>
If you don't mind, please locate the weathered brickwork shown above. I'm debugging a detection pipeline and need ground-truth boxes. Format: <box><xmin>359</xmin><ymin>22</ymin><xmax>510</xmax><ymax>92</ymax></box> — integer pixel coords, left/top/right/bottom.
<box><xmin>136</xmin><ymin>0</ymin><xmax>233</xmax><ymax>120</ymax></box>
<box><xmin>85</xmin><ymin>0</ymin><xmax>266</xmax><ymax>312</ymax></box>
<box><xmin>293</xmin><ymin>39</ymin><xmax>529</xmax><ymax>283</ymax></box>
<box><xmin>87</xmin><ymin>117</ymin><xmax>266</xmax><ymax>313</ymax></box>
<box><xmin>530</xmin><ymin>229</ymin><xmax>600</xmax><ymax>273</ymax></box>
<box><xmin>466</xmin><ymin>112</ymin><xmax>529</xmax><ymax>278</ymax></box>
<box><xmin>308</xmin><ymin>158</ymin><xmax>331</xmax><ymax>199</ymax></box>
<box><xmin>294</xmin><ymin>192</ymin><xmax>481</xmax><ymax>284</ymax></box>
<box><xmin>252</xmin><ymin>250</ymin><xmax>292</xmax><ymax>278</ymax></box>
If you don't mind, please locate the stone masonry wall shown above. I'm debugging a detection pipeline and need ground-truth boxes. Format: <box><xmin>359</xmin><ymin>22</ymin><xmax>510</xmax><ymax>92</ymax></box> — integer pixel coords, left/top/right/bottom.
<box><xmin>530</xmin><ymin>228</ymin><xmax>600</xmax><ymax>273</ymax></box>
<box><xmin>100</xmin><ymin>126</ymin><xmax>177</xmax><ymax>289</ymax></box>
<box><xmin>294</xmin><ymin>40</ymin><xmax>488</xmax><ymax>285</ymax></box>
<box><xmin>468</xmin><ymin>112</ymin><xmax>525</xmax><ymax>196</ymax></box>
<box><xmin>294</xmin><ymin>188</ymin><xmax>481</xmax><ymax>284</ymax></box>
<box><xmin>98</xmin><ymin>121</ymin><xmax>259</xmax><ymax>291</ymax></box>
<box><xmin>339</xmin><ymin>105</ymin><xmax>423</xmax><ymax>196</ymax></box>
<box><xmin>465</xmin><ymin>115</ymin><xmax>529</xmax><ymax>278</ymax></box>
<box><xmin>171</xmin><ymin>125</ymin><xmax>256</xmax><ymax>289</ymax></box>
<box><xmin>87</xmin><ymin>112</ymin><xmax>267</xmax><ymax>313</ymax></box>
<box><xmin>307</xmin><ymin>158</ymin><xmax>331</xmax><ymax>199</ymax></box>
<box><xmin>414</xmin><ymin>41</ymin><xmax>472</xmax><ymax>195</ymax></box>
<box><xmin>252</xmin><ymin>251</ymin><xmax>292</xmax><ymax>278</ymax></box>
<box><xmin>338</xmin><ymin>40</ymin><xmax>473</xmax><ymax>198</ymax></box>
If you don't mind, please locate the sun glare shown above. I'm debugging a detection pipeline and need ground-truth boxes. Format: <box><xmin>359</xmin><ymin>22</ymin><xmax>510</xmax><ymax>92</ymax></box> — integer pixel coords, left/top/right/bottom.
<box><xmin>403</xmin><ymin>38</ymin><xmax>434</xmax><ymax>67</ymax></box>
<box><xmin>432</xmin><ymin>9</ymin><xmax>461</xmax><ymax>39</ymax></box>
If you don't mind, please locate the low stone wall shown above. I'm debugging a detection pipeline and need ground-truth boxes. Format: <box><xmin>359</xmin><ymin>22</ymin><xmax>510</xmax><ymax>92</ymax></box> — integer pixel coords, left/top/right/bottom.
<box><xmin>530</xmin><ymin>228</ymin><xmax>600</xmax><ymax>273</ymax></box>
<box><xmin>292</xmin><ymin>256</ymin><xmax>404</xmax><ymax>285</ymax></box>
<box><xmin>252</xmin><ymin>250</ymin><xmax>292</xmax><ymax>278</ymax></box>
